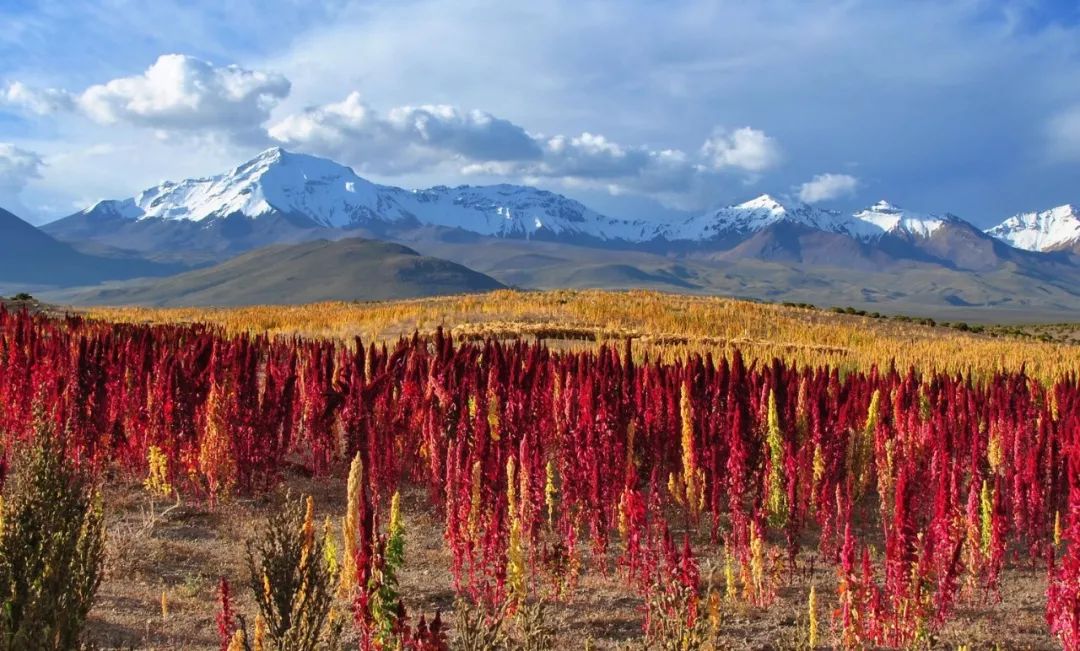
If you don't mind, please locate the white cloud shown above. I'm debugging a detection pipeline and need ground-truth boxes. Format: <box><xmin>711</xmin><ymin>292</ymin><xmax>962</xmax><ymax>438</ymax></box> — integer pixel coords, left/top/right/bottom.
<box><xmin>268</xmin><ymin>91</ymin><xmax>540</xmax><ymax>173</ymax></box>
<box><xmin>386</xmin><ymin>104</ymin><xmax>542</xmax><ymax>162</ymax></box>
<box><xmin>5</xmin><ymin>54</ymin><xmax>290</xmax><ymax>141</ymax></box>
<box><xmin>269</xmin><ymin>92</ymin><xmax>775</xmax><ymax>199</ymax></box>
<box><xmin>797</xmin><ymin>172</ymin><xmax>858</xmax><ymax>203</ymax></box>
<box><xmin>0</xmin><ymin>143</ymin><xmax>44</xmax><ymax>214</ymax></box>
<box><xmin>528</xmin><ymin>133</ymin><xmax>700</xmax><ymax>194</ymax></box>
<box><xmin>1048</xmin><ymin>105</ymin><xmax>1080</xmax><ymax>161</ymax></box>
<box><xmin>1</xmin><ymin>81</ymin><xmax>74</xmax><ymax>115</ymax></box>
<box><xmin>701</xmin><ymin>127</ymin><xmax>783</xmax><ymax>173</ymax></box>
<box><xmin>6</xmin><ymin>1</ymin><xmax>1080</xmax><ymax>220</ymax></box>
<box><xmin>79</xmin><ymin>54</ymin><xmax>290</xmax><ymax>135</ymax></box>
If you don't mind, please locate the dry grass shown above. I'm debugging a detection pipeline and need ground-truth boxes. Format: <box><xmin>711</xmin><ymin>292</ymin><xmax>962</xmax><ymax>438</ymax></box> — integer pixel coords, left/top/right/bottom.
<box><xmin>84</xmin><ymin>289</ymin><xmax>1080</xmax><ymax>380</ymax></box>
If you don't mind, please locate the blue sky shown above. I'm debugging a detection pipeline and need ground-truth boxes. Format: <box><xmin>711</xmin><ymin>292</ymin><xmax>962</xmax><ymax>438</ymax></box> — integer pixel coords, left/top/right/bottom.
<box><xmin>1</xmin><ymin>0</ymin><xmax>1079</xmax><ymax>226</ymax></box>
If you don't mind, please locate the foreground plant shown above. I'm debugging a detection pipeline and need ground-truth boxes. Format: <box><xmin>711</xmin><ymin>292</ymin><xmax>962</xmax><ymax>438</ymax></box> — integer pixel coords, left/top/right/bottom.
<box><xmin>368</xmin><ymin>490</ymin><xmax>407</xmax><ymax>646</ymax></box>
<box><xmin>451</xmin><ymin>597</ymin><xmax>558</xmax><ymax>651</ymax></box>
<box><xmin>0</xmin><ymin>425</ymin><xmax>106</xmax><ymax>650</ymax></box>
<box><xmin>644</xmin><ymin>579</ymin><xmax>713</xmax><ymax>651</ymax></box>
<box><xmin>244</xmin><ymin>492</ymin><xmax>343</xmax><ymax>651</ymax></box>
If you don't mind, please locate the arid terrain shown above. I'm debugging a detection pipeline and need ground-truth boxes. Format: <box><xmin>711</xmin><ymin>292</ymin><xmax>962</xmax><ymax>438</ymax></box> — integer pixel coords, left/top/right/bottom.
<box><xmin>91</xmin><ymin>479</ymin><xmax>1057</xmax><ymax>650</ymax></box>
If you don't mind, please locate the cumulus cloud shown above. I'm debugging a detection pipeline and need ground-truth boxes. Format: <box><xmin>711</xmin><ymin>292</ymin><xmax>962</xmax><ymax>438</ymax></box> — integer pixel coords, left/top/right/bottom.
<box><xmin>386</xmin><ymin>104</ymin><xmax>542</xmax><ymax>162</ymax></box>
<box><xmin>2</xmin><ymin>81</ymin><xmax>75</xmax><ymax>115</ymax></box>
<box><xmin>79</xmin><ymin>54</ymin><xmax>290</xmax><ymax>134</ymax></box>
<box><xmin>6</xmin><ymin>45</ymin><xmax>786</xmax><ymax>204</ymax></box>
<box><xmin>1047</xmin><ymin>105</ymin><xmax>1080</xmax><ymax>161</ymax></box>
<box><xmin>701</xmin><ymin>127</ymin><xmax>783</xmax><ymax>173</ymax></box>
<box><xmin>268</xmin><ymin>92</ymin><xmax>540</xmax><ymax>173</ymax></box>
<box><xmin>269</xmin><ymin>92</ymin><xmax>776</xmax><ymax>198</ymax></box>
<box><xmin>5</xmin><ymin>54</ymin><xmax>290</xmax><ymax>141</ymax></box>
<box><xmin>797</xmin><ymin>173</ymin><xmax>858</xmax><ymax>204</ymax></box>
<box><xmin>525</xmin><ymin>133</ymin><xmax>701</xmax><ymax>195</ymax></box>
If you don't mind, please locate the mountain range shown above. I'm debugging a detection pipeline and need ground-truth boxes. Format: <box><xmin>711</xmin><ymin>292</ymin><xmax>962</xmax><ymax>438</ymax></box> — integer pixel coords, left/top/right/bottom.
<box><xmin>3</xmin><ymin>147</ymin><xmax>1079</xmax><ymax>317</ymax></box>
<box><xmin>43</xmin><ymin>148</ymin><xmax>1077</xmax><ymax>262</ymax></box>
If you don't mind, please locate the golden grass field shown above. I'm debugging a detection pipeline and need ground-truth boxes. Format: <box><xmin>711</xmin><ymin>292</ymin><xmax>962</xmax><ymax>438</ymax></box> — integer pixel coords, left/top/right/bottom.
<box><xmin>85</xmin><ymin>289</ymin><xmax>1080</xmax><ymax>381</ymax></box>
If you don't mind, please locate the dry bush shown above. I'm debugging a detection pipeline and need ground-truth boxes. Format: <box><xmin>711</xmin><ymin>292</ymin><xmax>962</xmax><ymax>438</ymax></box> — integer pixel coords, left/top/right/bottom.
<box><xmin>450</xmin><ymin>598</ymin><xmax>555</xmax><ymax>651</ymax></box>
<box><xmin>244</xmin><ymin>492</ymin><xmax>343</xmax><ymax>651</ymax></box>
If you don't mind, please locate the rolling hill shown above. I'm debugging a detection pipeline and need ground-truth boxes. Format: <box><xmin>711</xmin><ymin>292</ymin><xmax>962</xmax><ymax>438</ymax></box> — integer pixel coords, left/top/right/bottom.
<box><xmin>49</xmin><ymin>237</ymin><xmax>504</xmax><ymax>306</ymax></box>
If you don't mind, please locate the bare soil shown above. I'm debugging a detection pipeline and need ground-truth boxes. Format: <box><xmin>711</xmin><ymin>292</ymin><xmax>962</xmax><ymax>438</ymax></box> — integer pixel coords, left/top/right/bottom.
<box><xmin>88</xmin><ymin>474</ymin><xmax>1059</xmax><ymax>650</ymax></box>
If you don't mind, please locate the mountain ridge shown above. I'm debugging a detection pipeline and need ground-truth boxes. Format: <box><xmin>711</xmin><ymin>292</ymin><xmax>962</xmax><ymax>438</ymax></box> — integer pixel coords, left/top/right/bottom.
<box><xmin>48</xmin><ymin>147</ymin><xmax>1058</xmax><ymax>254</ymax></box>
<box><xmin>48</xmin><ymin>146</ymin><xmax>1062</xmax><ymax>248</ymax></box>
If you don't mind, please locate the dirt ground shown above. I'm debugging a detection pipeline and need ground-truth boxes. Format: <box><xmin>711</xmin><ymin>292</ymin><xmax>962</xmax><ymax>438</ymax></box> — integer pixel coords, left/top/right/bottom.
<box><xmin>86</xmin><ymin>473</ymin><xmax>1059</xmax><ymax>650</ymax></box>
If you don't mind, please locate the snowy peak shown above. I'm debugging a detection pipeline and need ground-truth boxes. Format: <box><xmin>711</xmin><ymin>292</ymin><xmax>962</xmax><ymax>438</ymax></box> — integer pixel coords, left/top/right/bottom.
<box><xmin>73</xmin><ymin>148</ymin><xmax>651</xmax><ymax>241</ymax></box>
<box><xmin>127</xmin><ymin>147</ymin><xmax>383</xmax><ymax>227</ymax></box>
<box><xmin>847</xmin><ymin>200</ymin><xmax>954</xmax><ymax>240</ymax></box>
<box><xmin>659</xmin><ymin>194</ymin><xmax>847</xmax><ymax>240</ymax></box>
<box><xmin>986</xmin><ymin>204</ymin><xmax>1080</xmax><ymax>252</ymax></box>
<box><xmin>405</xmin><ymin>183</ymin><xmax>655</xmax><ymax>241</ymax></box>
<box><xmin>734</xmin><ymin>194</ymin><xmax>788</xmax><ymax>214</ymax></box>
<box><xmin>84</xmin><ymin>198</ymin><xmax>142</xmax><ymax>221</ymax></box>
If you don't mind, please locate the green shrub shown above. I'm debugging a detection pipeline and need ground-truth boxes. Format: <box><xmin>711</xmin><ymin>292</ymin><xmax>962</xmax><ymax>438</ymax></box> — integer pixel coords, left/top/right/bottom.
<box><xmin>0</xmin><ymin>425</ymin><xmax>106</xmax><ymax>650</ymax></box>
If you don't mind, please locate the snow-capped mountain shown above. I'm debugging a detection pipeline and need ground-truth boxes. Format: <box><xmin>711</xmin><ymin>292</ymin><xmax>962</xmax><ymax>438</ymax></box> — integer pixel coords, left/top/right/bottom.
<box><xmin>41</xmin><ymin>148</ymin><xmax>1070</xmax><ymax>275</ymax></box>
<box><xmin>51</xmin><ymin>148</ymin><xmax>986</xmax><ymax>248</ymax></box>
<box><xmin>986</xmin><ymin>205</ymin><xmax>1080</xmax><ymax>252</ymax></box>
<box><xmin>72</xmin><ymin>148</ymin><xmax>654</xmax><ymax>242</ymax></box>
<box><xmin>649</xmin><ymin>195</ymin><xmax>1010</xmax><ymax>270</ymax></box>
<box><xmin>657</xmin><ymin>194</ymin><xmax>848</xmax><ymax>241</ymax></box>
<box><xmin>95</xmin><ymin>148</ymin><xmax>387</xmax><ymax>227</ymax></box>
<box><xmin>656</xmin><ymin>195</ymin><xmax>968</xmax><ymax>246</ymax></box>
<box><xmin>845</xmin><ymin>200</ymin><xmax>958</xmax><ymax>241</ymax></box>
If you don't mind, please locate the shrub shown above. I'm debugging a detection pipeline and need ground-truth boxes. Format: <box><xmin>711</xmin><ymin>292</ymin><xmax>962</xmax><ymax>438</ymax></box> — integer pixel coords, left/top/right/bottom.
<box><xmin>369</xmin><ymin>490</ymin><xmax>406</xmax><ymax>645</ymax></box>
<box><xmin>245</xmin><ymin>492</ymin><xmax>343</xmax><ymax>651</ymax></box>
<box><xmin>450</xmin><ymin>598</ymin><xmax>554</xmax><ymax>651</ymax></box>
<box><xmin>643</xmin><ymin>579</ymin><xmax>713</xmax><ymax>650</ymax></box>
<box><xmin>451</xmin><ymin>598</ymin><xmax>506</xmax><ymax>651</ymax></box>
<box><xmin>0</xmin><ymin>424</ymin><xmax>106</xmax><ymax>650</ymax></box>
